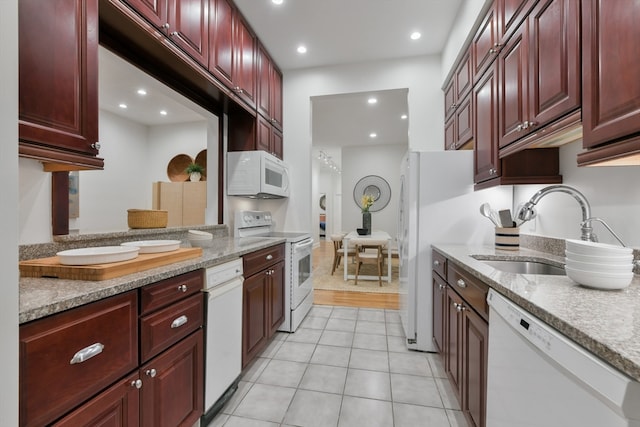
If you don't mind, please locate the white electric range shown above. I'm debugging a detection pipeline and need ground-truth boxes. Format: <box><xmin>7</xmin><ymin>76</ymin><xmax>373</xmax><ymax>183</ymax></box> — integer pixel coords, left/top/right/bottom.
<box><xmin>234</xmin><ymin>210</ymin><xmax>313</xmax><ymax>332</ymax></box>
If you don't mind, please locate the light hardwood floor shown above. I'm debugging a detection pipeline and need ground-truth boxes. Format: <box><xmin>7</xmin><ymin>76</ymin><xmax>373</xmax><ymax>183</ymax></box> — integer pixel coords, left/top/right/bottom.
<box><xmin>312</xmin><ymin>240</ymin><xmax>399</xmax><ymax>310</ymax></box>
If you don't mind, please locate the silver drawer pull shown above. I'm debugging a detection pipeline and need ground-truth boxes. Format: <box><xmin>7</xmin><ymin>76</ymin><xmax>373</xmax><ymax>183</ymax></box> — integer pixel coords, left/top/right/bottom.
<box><xmin>433</xmin><ymin>260</ymin><xmax>440</xmax><ymax>267</ymax></box>
<box><xmin>456</xmin><ymin>279</ymin><xmax>466</xmax><ymax>288</ymax></box>
<box><xmin>178</xmin><ymin>284</ymin><xmax>188</xmax><ymax>292</ymax></box>
<box><xmin>131</xmin><ymin>379</ymin><xmax>143</xmax><ymax>389</ymax></box>
<box><xmin>266</xmin><ymin>254</ymin><xmax>273</xmax><ymax>260</ymax></box>
<box><xmin>146</xmin><ymin>368</ymin><xmax>157</xmax><ymax>378</ymax></box>
<box><xmin>171</xmin><ymin>315</ymin><xmax>188</xmax><ymax>329</ymax></box>
<box><xmin>70</xmin><ymin>342</ymin><xmax>104</xmax><ymax>364</ymax></box>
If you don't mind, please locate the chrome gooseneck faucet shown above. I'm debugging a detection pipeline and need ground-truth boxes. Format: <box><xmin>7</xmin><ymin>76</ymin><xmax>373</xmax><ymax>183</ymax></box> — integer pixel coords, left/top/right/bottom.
<box><xmin>516</xmin><ymin>185</ymin><xmax>596</xmax><ymax>242</ymax></box>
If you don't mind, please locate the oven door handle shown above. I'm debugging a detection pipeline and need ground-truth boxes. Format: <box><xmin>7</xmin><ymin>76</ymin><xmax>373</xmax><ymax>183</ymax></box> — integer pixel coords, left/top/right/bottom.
<box><xmin>293</xmin><ymin>239</ymin><xmax>314</xmax><ymax>251</ymax></box>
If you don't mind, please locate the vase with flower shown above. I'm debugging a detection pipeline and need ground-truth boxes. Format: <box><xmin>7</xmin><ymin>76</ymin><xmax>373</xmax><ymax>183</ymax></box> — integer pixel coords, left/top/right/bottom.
<box><xmin>361</xmin><ymin>194</ymin><xmax>374</xmax><ymax>235</ymax></box>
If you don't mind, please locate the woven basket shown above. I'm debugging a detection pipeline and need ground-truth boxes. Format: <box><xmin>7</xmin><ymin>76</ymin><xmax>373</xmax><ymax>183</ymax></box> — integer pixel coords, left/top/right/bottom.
<box><xmin>127</xmin><ymin>209</ymin><xmax>168</xmax><ymax>229</ymax></box>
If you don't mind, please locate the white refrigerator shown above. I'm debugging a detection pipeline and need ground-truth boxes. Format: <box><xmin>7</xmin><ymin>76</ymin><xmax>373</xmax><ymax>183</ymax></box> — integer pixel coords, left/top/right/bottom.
<box><xmin>397</xmin><ymin>150</ymin><xmax>512</xmax><ymax>351</ymax></box>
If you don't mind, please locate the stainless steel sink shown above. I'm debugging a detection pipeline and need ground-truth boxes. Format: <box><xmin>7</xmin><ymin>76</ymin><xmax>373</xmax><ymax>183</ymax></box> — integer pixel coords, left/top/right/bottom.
<box><xmin>479</xmin><ymin>260</ymin><xmax>565</xmax><ymax>275</ymax></box>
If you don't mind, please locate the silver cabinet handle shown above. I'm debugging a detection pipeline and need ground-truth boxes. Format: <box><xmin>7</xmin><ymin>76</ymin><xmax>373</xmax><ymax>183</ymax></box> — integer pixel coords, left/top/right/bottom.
<box><xmin>91</xmin><ymin>142</ymin><xmax>101</xmax><ymax>150</ymax></box>
<box><xmin>433</xmin><ymin>260</ymin><xmax>440</xmax><ymax>267</ymax></box>
<box><xmin>456</xmin><ymin>304</ymin><xmax>466</xmax><ymax>312</ymax></box>
<box><xmin>171</xmin><ymin>315</ymin><xmax>188</xmax><ymax>329</ymax></box>
<box><xmin>70</xmin><ymin>342</ymin><xmax>104</xmax><ymax>364</ymax></box>
<box><xmin>178</xmin><ymin>284</ymin><xmax>188</xmax><ymax>293</ymax></box>
<box><xmin>266</xmin><ymin>254</ymin><xmax>273</xmax><ymax>260</ymax></box>
<box><xmin>162</xmin><ymin>23</ymin><xmax>170</xmax><ymax>30</ymax></box>
<box><xmin>456</xmin><ymin>279</ymin><xmax>466</xmax><ymax>288</ymax></box>
<box><xmin>131</xmin><ymin>379</ymin><xmax>143</xmax><ymax>389</ymax></box>
<box><xmin>438</xmin><ymin>283</ymin><xmax>446</xmax><ymax>290</ymax></box>
<box><xmin>170</xmin><ymin>31</ymin><xmax>178</xmax><ymax>36</ymax></box>
<box><xmin>145</xmin><ymin>369</ymin><xmax>157</xmax><ymax>378</ymax></box>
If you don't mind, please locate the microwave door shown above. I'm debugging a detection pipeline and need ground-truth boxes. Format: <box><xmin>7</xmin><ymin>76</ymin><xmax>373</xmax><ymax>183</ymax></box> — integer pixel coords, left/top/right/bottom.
<box><xmin>262</xmin><ymin>157</ymin><xmax>288</xmax><ymax>197</ymax></box>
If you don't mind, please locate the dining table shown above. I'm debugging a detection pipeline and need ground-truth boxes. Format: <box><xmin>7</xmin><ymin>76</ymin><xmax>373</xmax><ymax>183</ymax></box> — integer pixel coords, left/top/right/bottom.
<box><xmin>342</xmin><ymin>230</ymin><xmax>392</xmax><ymax>282</ymax></box>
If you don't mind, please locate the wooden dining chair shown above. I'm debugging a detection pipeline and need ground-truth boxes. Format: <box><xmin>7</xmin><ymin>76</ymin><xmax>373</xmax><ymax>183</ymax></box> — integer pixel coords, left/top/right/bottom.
<box><xmin>352</xmin><ymin>238</ymin><xmax>387</xmax><ymax>286</ymax></box>
<box><xmin>330</xmin><ymin>233</ymin><xmax>355</xmax><ymax>275</ymax></box>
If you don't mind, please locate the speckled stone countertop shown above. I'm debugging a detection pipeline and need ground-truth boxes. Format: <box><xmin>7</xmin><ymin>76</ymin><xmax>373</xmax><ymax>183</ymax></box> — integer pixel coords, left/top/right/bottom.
<box><xmin>19</xmin><ymin>226</ymin><xmax>286</xmax><ymax>324</ymax></box>
<box><xmin>432</xmin><ymin>244</ymin><xmax>640</xmax><ymax>382</ymax></box>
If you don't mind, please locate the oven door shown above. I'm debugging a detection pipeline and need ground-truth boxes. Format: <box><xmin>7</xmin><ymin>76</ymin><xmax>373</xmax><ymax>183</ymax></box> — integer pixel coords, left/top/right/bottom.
<box><xmin>291</xmin><ymin>238</ymin><xmax>313</xmax><ymax>307</ymax></box>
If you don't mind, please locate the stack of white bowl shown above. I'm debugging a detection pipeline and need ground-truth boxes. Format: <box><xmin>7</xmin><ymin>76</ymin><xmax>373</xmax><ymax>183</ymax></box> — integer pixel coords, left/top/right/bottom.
<box><xmin>188</xmin><ymin>230</ymin><xmax>213</xmax><ymax>248</ymax></box>
<box><xmin>565</xmin><ymin>239</ymin><xmax>634</xmax><ymax>290</ymax></box>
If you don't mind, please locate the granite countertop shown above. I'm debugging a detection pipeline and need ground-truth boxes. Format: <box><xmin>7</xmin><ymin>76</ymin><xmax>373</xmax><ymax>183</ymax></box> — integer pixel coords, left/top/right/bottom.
<box><xmin>432</xmin><ymin>244</ymin><xmax>640</xmax><ymax>382</ymax></box>
<box><xmin>19</xmin><ymin>236</ymin><xmax>286</xmax><ymax>324</ymax></box>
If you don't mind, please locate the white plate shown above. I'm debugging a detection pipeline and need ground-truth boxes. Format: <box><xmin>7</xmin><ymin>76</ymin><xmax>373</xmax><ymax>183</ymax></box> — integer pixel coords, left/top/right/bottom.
<box><xmin>565</xmin><ymin>239</ymin><xmax>632</xmax><ymax>256</ymax></box>
<box><xmin>121</xmin><ymin>240</ymin><xmax>181</xmax><ymax>254</ymax></box>
<box><xmin>57</xmin><ymin>246</ymin><xmax>140</xmax><ymax>266</ymax></box>
<box><xmin>565</xmin><ymin>266</ymin><xmax>633</xmax><ymax>290</ymax></box>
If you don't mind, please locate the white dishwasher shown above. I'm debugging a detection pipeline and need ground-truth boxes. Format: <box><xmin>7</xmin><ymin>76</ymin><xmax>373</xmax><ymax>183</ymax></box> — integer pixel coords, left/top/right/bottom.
<box><xmin>202</xmin><ymin>259</ymin><xmax>243</xmax><ymax>424</ymax></box>
<box><xmin>486</xmin><ymin>290</ymin><xmax>640</xmax><ymax>427</ymax></box>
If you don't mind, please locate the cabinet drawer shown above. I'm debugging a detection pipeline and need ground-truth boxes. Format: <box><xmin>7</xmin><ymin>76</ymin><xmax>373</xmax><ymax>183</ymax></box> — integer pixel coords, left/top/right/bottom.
<box><xmin>243</xmin><ymin>244</ymin><xmax>286</xmax><ymax>277</ymax></box>
<box><xmin>447</xmin><ymin>263</ymin><xmax>489</xmax><ymax>320</ymax></box>
<box><xmin>140</xmin><ymin>293</ymin><xmax>204</xmax><ymax>362</ymax></box>
<box><xmin>20</xmin><ymin>291</ymin><xmax>138</xmax><ymax>427</ymax></box>
<box><xmin>432</xmin><ymin>250</ymin><xmax>448</xmax><ymax>280</ymax></box>
<box><xmin>141</xmin><ymin>269</ymin><xmax>203</xmax><ymax>315</ymax></box>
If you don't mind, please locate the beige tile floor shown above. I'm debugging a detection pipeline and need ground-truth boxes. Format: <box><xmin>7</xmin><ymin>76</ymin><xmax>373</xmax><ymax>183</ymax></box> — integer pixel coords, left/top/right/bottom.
<box><xmin>207</xmin><ymin>305</ymin><xmax>469</xmax><ymax>427</ymax></box>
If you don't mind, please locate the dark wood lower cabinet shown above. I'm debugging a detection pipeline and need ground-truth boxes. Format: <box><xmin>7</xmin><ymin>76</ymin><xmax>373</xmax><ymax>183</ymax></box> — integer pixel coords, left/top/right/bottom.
<box><xmin>268</xmin><ymin>261</ymin><xmax>286</xmax><ymax>337</ymax></box>
<box><xmin>140</xmin><ymin>330</ymin><xmax>204</xmax><ymax>427</ymax></box>
<box><xmin>433</xmin><ymin>250</ymin><xmax>488</xmax><ymax>427</ymax></box>
<box><xmin>242</xmin><ymin>272</ymin><xmax>269</xmax><ymax>367</ymax></box>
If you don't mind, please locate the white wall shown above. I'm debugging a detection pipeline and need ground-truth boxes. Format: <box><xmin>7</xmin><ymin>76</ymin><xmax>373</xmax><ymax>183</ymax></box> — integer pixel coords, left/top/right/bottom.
<box><xmin>514</xmin><ymin>142</ymin><xmax>640</xmax><ymax>248</ymax></box>
<box><xmin>1</xmin><ymin>0</ymin><xmax>19</xmax><ymax>422</ymax></box>
<box><xmin>19</xmin><ymin>111</ymin><xmax>214</xmax><ymax>241</ymax></box>
<box><xmin>341</xmin><ymin>144</ymin><xmax>406</xmax><ymax>241</ymax></box>
<box><xmin>283</xmin><ymin>55</ymin><xmax>444</xmax><ymax>236</ymax></box>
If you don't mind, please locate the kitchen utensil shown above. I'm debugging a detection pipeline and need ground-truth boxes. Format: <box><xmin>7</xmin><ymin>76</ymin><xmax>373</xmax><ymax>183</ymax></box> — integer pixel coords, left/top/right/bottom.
<box><xmin>480</xmin><ymin>203</ymin><xmax>500</xmax><ymax>226</ymax></box>
<box><xmin>498</xmin><ymin>209</ymin><xmax>514</xmax><ymax>228</ymax></box>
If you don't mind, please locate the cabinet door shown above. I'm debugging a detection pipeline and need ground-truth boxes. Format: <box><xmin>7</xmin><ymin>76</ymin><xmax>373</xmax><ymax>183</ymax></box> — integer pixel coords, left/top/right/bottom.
<box><xmin>52</xmin><ymin>373</ymin><xmax>140</xmax><ymax>427</ymax></box>
<box><xmin>472</xmin><ymin>3</ymin><xmax>499</xmax><ymax>82</ymax></box>
<box><xmin>432</xmin><ymin>274</ymin><xmax>447</xmax><ymax>354</ymax></box>
<box><xmin>498</xmin><ymin>0</ymin><xmax>535</xmax><ymax>44</ymax></box>
<box><xmin>455</xmin><ymin>49</ymin><xmax>473</xmax><ymax>100</ymax></box>
<box><xmin>463</xmin><ymin>308</ymin><xmax>488</xmax><ymax>427</ymax></box>
<box><xmin>124</xmin><ymin>0</ymin><xmax>168</xmax><ymax>28</ymax></box>
<box><xmin>208</xmin><ymin>0</ymin><xmax>234</xmax><ymax>86</ymax></box>
<box><xmin>18</xmin><ymin>0</ymin><xmax>102</xmax><ymax>169</ymax></box>
<box><xmin>168</xmin><ymin>0</ymin><xmax>209</xmax><ymax>66</ymax></box>
<box><xmin>256</xmin><ymin>114</ymin><xmax>272</xmax><ymax>153</ymax></box>
<box><xmin>444</xmin><ymin>78</ymin><xmax>456</xmax><ymax>120</ymax></box>
<box><xmin>473</xmin><ymin>62</ymin><xmax>500</xmax><ymax>184</ymax></box>
<box><xmin>528</xmin><ymin>0</ymin><xmax>580</xmax><ymax>130</ymax></box>
<box><xmin>234</xmin><ymin>16</ymin><xmax>256</xmax><ymax>107</ymax></box>
<box><xmin>498</xmin><ymin>21</ymin><xmax>528</xmax><ymax>148</ymax></box>
<box><xmin>268</xmin><ymin>260</ymin><xmax>286</xmax><ymax>337</ymax></box>
<box><xmin>582</xmin><ymin>1</ymin><xmax>640</xmax><ymax>148</ymax></box>
<box><xmin>140</xmin><ymin>330</ymin><xmax>204</xmax><ymax>427</ymax></box>
<box><xmin>271</xmin><ymin>127</ymin><xmax>283</xmax><ymax>160</ymax></box>
<box><xmin>242</xmin><ymin>273</ymin><xmax>268</xmax><ymax>368</ymax></box>
<box><xmin>446</xmin><ymin>288</ymin><xmax>464</xmax><ymax>403</ymax></box>
<box><xmin>257</xmin><ymin>44</ymin><xmax>272</xmax><ymax>119</ymax></box>
<box><xmin>455</xmin><ymin>93</ymin><xmax>473</xmax><ymax>149</ymax></box>
<box><xmin>270</xmin><ymin>66</ymin><xmax>283</xmax><ymax>130</ymax></box>
<box><xmin>444</xmin><ymin>116</ymin><xmax>456</xmax><ymax>150</ymax></box>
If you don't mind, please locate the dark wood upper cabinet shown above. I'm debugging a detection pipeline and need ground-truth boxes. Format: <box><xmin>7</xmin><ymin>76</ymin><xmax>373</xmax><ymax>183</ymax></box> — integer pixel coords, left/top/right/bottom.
<box><xmin>498</xmin><ymin>0</ymin><xmax>536</xmax><ymax>44</ymax></box>
<box><xmin>581</xmin><ymin>1</ymin><xmax>640</xmax><ymax>150</ymax></box>
<box><xmin>234</xmin><ymin>15</ymin><xmax>257</xmax><ymax>107</ymax></box>
<box><xmin>444</xmin><ymin>48</ymin><xmax>473</xmax><ymax>150</ymax></box>
<box><xmin>473</xmin><ymin>62</ymin><xmax>500</xmax><ymax>184</ymax></box>
<box><xmin>472</xmin><ymin>3</ymin><xmax>499</xmax><ymax>83</ymax></box>
<box><xmin>167</xmin><ymin>0</ymin><xmax>209</xmax><ymax>66</ymax></box>
<box><xmin>257</xmin><ymin>43</ymin><xmax>284</xmax><ymax>131</ymax></box>
<box><xmin>19</xmin><ymin>0</ymin><xmax>103</xmax><ymax>170</ymax></box>
<box><xmin>208</xmin><ymin>0</ymin><xmax>234</xmax><ymax>86</ymax></box>
<box><xmin>124</xmin><ymin>0</ymin><xmax>208</xmax><ymax>65</ymax></box>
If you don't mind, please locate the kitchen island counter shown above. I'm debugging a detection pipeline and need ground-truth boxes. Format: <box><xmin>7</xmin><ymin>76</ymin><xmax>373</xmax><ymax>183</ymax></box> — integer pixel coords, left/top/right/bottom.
<box><xmin>20</xmin><ymin>235</ymin><xmax>285</xmax><ymax>324</ymax></box>
<box><xmin>432</xmin><ymin>244</ymin><xmax>640</xmax><ymax>382</ymax></box>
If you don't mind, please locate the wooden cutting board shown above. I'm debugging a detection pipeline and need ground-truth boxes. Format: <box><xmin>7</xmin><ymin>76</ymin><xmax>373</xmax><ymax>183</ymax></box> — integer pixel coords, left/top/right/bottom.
<box><xmin>19</xmin><ymin>247</ymin><xmax>203</xmax><ymax>281</ymax></box>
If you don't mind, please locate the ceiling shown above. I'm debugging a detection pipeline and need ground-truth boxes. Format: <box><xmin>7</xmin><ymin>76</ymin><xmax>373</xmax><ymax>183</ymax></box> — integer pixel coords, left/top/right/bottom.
<box><xmin>234</xmin><ymin>0</ymin><xmax>464</xmax><ymax>71</ymax></box>
<box><xmin>99</xmin><ymin>1</ymin><xmax>465</xmax><ymax>158</ymax></box>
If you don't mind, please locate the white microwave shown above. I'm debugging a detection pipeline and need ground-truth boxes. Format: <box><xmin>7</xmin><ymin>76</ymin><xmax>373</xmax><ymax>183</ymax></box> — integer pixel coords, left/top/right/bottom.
<box><xmin>227</xmin><ymin>151</ymin><xmax>290</xmax><ymax>198</ymax></box>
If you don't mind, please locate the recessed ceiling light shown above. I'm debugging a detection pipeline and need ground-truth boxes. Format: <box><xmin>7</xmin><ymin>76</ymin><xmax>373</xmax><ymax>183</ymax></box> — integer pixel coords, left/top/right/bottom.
<box><xmin>137</xmin><ymin>89</ymin><xmax>147</xmax><ymax>95</ymax></box>
<box><xmin>297</xmin><ymin>45</ymin><xmax>307</xmax><ymax>54</ymax></box>
<box><xmin>410</xmin><ymin>31</ymin><xmax>422</xmax><ymax>40</ymax></box>
<box><xmin>160</xmin><ymin>110</ymin><xmax>168</xmax><ymax>116</ymax></box>
<box><xmin>367</xmin><ymin>98</ymin><xmax>377</xmax><ymax>104</ymax></box>
<box><xmin>369</xmin><ymin>132</ymin><xmax>377</xmax><ymax>138</ymax></box>
<box><xmin>272</xmin><ymin>0</ymin><xmax>283</xmax><ymax>4</ymax></box>
<box><xmin>401</xmin><ymin>114</ymin><xmax>408</xmax><ymax>120</ymax></box>
<box><xmin>118</xmin><ymin>103</ymin><xmax>127</xmax><ymax>109</ymax></box>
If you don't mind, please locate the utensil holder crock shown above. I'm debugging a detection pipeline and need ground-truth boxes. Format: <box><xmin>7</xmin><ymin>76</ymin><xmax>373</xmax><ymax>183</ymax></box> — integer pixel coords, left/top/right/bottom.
<box><xmin>495</xmin><ymin>227</ymin><xmax>520</xmax><ymax>251</ymax></box>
